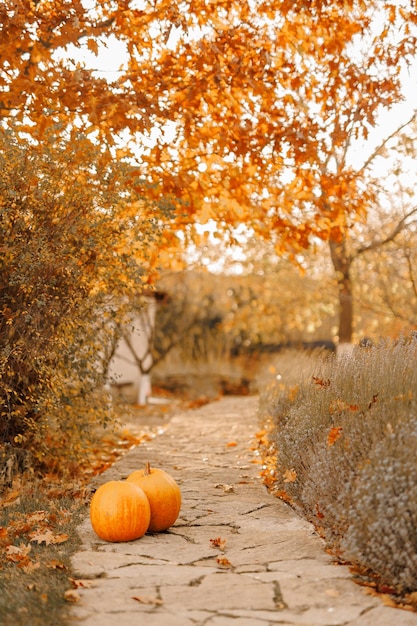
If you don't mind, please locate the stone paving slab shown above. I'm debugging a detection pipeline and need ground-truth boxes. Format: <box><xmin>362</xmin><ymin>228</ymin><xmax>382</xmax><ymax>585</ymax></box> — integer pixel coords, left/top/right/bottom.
<box><xmin>70</xmin><ymin>396</ymin><xmax>417</xmax><ymax>626</ymax></box>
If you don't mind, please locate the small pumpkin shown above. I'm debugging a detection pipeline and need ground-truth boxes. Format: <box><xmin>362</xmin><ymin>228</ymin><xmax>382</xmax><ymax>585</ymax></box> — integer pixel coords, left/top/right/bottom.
<box><xmin>126</xmin><ymin>462</ymin><xmax>181</xmax><ymax>532</ymax></box>
<box><xmin>90</xmin><ymin>480</ymin><xmax>151</xmax><ymax>542</ymax></box>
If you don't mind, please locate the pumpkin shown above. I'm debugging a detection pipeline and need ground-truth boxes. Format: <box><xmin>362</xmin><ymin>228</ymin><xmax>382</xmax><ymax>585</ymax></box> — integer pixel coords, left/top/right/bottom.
<box><xmin>126</xmin><ymin>462</ymin><xmax>181</xmax><ymax>532</ymax></box>
<box><xmin>90</xmin><ymin>480</ymin><xmax>151</xmax><ymax>542</ymax></box>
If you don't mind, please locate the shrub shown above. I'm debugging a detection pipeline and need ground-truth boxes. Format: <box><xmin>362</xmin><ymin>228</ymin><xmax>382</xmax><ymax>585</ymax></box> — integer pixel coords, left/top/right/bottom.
<box><xmin>343</xmin><ymin>421</ymin><xmax>417</xmax><ymax>592</ymax></box>
<box><xmin>0</xmin><ymin>125</ymin><xmax>165</xmax><ymax>476</ymax></box>
<box><xmin>259</xmin><ymin>337</ymin><xmax>417</xmax><ymax>594</ymax></box>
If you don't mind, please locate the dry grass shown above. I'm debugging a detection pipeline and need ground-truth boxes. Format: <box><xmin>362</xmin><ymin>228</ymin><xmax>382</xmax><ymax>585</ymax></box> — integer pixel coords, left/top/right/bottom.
<box><xmin>258</xmin><ymin>338</ymin><xmax>417</xmax><ymax>605</ymax></box>
<box><xmin>0</xmin><ymin>481</ymin><xmax>84</xmax><ymax>626</ymax></box>
<box><xmin>0</xmin><ymin>393</ymin><xmax>189</xmax><ymax>626</ymax></box>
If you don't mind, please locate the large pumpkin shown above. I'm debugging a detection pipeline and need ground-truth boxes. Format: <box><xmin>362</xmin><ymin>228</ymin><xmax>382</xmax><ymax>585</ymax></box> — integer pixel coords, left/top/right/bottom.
<box><xmin>90</xmin><ymin>480</ymin><xmax>151</xmax><ymax>542</ymax></box>
<box><xmin>126</xmin><ymin>463</ymin><xmax>181</xmax><ymax>532</ymax></box>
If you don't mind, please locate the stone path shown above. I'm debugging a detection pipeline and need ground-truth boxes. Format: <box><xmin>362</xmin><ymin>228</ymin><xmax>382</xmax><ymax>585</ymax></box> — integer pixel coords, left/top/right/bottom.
<box><xmin>70</xmin><ymin>396</ymin><xmax>417</xmax><ymax>626</ymax></box>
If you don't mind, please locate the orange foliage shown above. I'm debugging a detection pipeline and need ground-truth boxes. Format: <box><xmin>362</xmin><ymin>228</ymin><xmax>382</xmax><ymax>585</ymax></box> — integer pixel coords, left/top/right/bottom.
<box><xmin>327</xmin><ymin>426</ymin><xmax>343</xmax><ymax>447</ymax></box>
<box><xmin>1</xmin><ymin>1</ymin><xmax>416</xmax><ymax>251</ymax></box>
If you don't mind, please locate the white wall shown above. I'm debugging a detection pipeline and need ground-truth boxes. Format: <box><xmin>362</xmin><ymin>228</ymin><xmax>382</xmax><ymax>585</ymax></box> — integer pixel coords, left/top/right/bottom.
<box><xmin>107</xmin><ymin>297</ymin><xmax>157</xmax><ymax>405</ymax></box>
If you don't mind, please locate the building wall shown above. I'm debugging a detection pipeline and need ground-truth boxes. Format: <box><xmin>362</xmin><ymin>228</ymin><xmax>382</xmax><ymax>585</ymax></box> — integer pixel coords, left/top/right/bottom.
<box><xmin>107</xmin><ymin>297</ymin><xmax>156</xmax><ymax>405</ymax></box>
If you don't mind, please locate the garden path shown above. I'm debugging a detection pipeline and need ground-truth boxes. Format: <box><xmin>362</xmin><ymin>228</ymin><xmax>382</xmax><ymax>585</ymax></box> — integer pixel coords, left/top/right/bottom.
<box><xmin>70</xmin><ymin>396</ymin><xmax>417</xmax><ymax>626</ymax></box>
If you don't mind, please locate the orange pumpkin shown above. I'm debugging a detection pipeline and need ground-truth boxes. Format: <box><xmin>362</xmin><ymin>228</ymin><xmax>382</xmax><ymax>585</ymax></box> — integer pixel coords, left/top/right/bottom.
<box><xmin>90</xmin><ymin>480</ymin><xmax>151</xmax><ymax>542</ymax></box>
<box><xmin>126</xmin><ymin>463</ymin><xmax>181</xmax><ymax>532</ymax></box>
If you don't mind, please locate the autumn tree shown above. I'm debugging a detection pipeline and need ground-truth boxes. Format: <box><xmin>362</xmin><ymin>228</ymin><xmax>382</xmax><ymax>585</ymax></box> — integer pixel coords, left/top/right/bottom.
<box><xmin>133</xmin><ymin>0</ymin><xmax>417</xmax><ymax>344</ymax></box>
<box><xmin>154</xmin><ymin>257</ymin><xmax>337</xmax><ymax>367</ymax></box>
<box><xmin>2</xmin><ymin>1</ymin><xmax>417</xmax><ymax>371</ymax></box>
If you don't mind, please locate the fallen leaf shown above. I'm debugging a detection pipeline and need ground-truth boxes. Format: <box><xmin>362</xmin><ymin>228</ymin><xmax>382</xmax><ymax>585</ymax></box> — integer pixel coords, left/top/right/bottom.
<box><xmin>405</xmin><ymin>591</ymin><xmax>417</xmax><ymax>604</ymax></box>
<box><xmin>327</xmin><ymin>426</ymin><xmax>343</xmax><ymax>446</ymax></box>
<box><xmin>312</xmin><ymin>376</ymin><xmax>331</xmax><ymax>388</ymax></box>
<box><xmin>5</xmin><ymin>544</ymin><xmax>31</xmax><ymax>563</ymax></box>
<box><xmin>29</xmin><ymin>529</ymin><xmax>69</xmax><ymax>545</ymax></box>
<box><xmin>69</xmin><ymin>578</ymin><xmax>97</xmax><ymax>589</ymax></box>
<box><xmin>29</xmin><ymin>529</ymin><xmax>55</xmax><ymax>545</ymax></box>
<box><xmin>216</xmin><ymin>556</ymin><xmax>233</xmax><ymax>568</ymax></box>
<box><xmin>21</xmin><ymin>561</ymin><xmax>41</xmax><ymax>574</ymax></box>
<box><xmin>132</xmin><ymin>595</ymin><xmax>163</xmax><ymax>605</ymax></box>
<box><xmin>47</xmin><ymin>559</ymin><xmax>67</xmax><ymax>570</ymax></box>
<box><xmin>0</xmin><ymin>527</ymin><xmax>8</xmax><ymax>541</ymax></box>
<box><xmin>226</xmin><ymin>441</ymin><xmax>237</xmax><ymax>447</ymax></box>
<box><xmin>27</xmin><ymin>511</ymin><xmax>47</xmax><ymax>524</ymax></box>
<box><xmin>215</xmin><ymin>483</ymin><xmax>235</xmax><ymax>493</ymax></box>
<box><xmin>210</xmin><ymin>537</ymin><xmax>227</xmax><ymax>550</ymax></box>
<box><xmin>282</xmin><ymin>468</ymin><xmax>297</xmax><ymax>483</ymax></box>
<box><xmin>64</xmin><ymin>589</ymin><xmax>80</xmax><ymax>603</ymax></box>
<box><xmin>274</xmin><ymin>490</ymin><xmax>293</xmax><ymax>503</ymax></box>
<box><xmin>316</xmin><ymin>503</ymin><xmax>325</xmax><ymax>519</ymax></box>
<box><xmin>51</xmin><ymin>533</ymin><xmax>69</xmax><ymax>544</ymax></box>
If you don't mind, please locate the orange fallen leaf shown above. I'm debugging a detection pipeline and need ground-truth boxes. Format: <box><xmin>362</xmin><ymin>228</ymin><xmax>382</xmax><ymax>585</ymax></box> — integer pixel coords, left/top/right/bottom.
<box><xmin>216</xmin><ymin>556</ymin><xmax>233</xmax><ymax>568</ymax></box>
<box><xmin>5</xmin><ymin>544</ymin><xmax>31</xmax><ymax>564</ymax></box>
<box><xmin>64</xmin><ymin>589</ymin><xmax>80</xmax><ymax>603</ymax></box>
<box><xmin>210</xmin><ymin>537</ymin><xmax>227</xmax><ymax>550</ymax></box>
<box><xmin>226</xmin><ymin>441</ymin><xmax>237</xmax><ymax>447</ymax></box>
<box><xmin>312</xmin><ymin>376</ymin><xmax>331</xmax><ymax>388</ymax></box>
<box><xmin>316</xmin><ymin>503</ymin><xmax>325</xmax><ymax>519</ymax></box>
<box><xmin>274</xmin><ymin>490</ymin><xmax>293</xmax><ymax>503</ymax></box>
<box><xmin>51</xmin><ymin>533</ymin><xmax>69</xmax><ymax>544</ymax></box>
<box><xmin>282</xmin><ymin>468</ymin><xmax>297</xmax><ymax>483</ymax></box>
<box><xmin>21</xmin><ymin>561</ymin><xmax>41</xmax><ymax>574</ymax></box>
<box><xmin>29</xmin><ymin>530</ymin><xmax>55</xmax><ymax>545</ymax></box>
<box><xmin>47</xmin><ymin>559</ymin><xmax>67</xmax><ymax>570</ymax></box>
<box><xmin>132</xmin><ymin>595</ymin><xmax>163</xmax><ymax>605</ymax></box>
<box><xmin>215</xmin><ymin>483</ymin><xmax>235</xmax><ymax>493</ymax></box>
<box><xmin>327</xmin><ymin>426</ymin><xmax>343</xmax><ymax>447</ymax></box>
<box><xmin>26</xmin><ymin>511</ymin><xmax>47</xmax><ymax>524</ymax></box>
<box><xmin>69</xmin><ymin>578</ymin><xmax>96</xmax><ymax>589</ymax></box>
<box><xmin>29</xmin><ymin>529</ymin><xmax>69</xmax><ymax>545</ymax></box>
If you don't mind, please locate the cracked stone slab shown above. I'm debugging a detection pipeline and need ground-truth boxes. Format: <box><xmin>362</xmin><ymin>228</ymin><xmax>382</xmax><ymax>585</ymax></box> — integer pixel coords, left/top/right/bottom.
<box><xmin>69</xmin><ymin>396</ymin><xmax>417</xmax><ymax>626</ymax></box>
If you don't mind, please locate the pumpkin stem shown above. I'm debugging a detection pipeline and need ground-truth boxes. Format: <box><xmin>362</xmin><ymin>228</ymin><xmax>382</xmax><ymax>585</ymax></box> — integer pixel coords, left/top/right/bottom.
<box><xmin>145</xmin><ymin>461</ymin><xmax>151</xmax><ymax>476</ymax></box>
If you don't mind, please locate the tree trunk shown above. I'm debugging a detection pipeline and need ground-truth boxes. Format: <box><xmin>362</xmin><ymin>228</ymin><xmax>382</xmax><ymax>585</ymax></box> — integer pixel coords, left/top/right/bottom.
<box><xmin>329</xmin><ymin>238</ymin><xmax>354</xmax><ymax>344</ymax></box>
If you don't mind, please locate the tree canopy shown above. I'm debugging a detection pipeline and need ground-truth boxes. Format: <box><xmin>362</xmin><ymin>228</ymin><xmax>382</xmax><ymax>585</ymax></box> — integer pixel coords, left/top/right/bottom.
<box><xmin>2</xmin><ymin>0</ymin><xmax>417</xmax><ymax>350</ymax></box>
<box><xmin>2</xmin><ymin>1</ymin><xmax>416</xmax><ymax>248</ymax></box>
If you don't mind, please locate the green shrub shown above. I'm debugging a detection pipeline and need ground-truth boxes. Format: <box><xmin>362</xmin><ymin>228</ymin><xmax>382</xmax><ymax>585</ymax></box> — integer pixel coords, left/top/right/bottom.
<box><xmin>260</xmin><ymin>338</ymin><xmax>417</xmax><ymax>593</ymax></box>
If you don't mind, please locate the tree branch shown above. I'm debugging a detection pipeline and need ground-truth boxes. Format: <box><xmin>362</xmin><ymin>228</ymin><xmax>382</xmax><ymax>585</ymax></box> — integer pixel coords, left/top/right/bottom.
<box><xmin>356</xmin><ymin>205</ymin><xmax>417</xmax><ymax>256</ymax></box>
<box><xmin>358</xmin><ymin>110</ymin><xmax>417</xmax><ymax>174</ymax></box>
